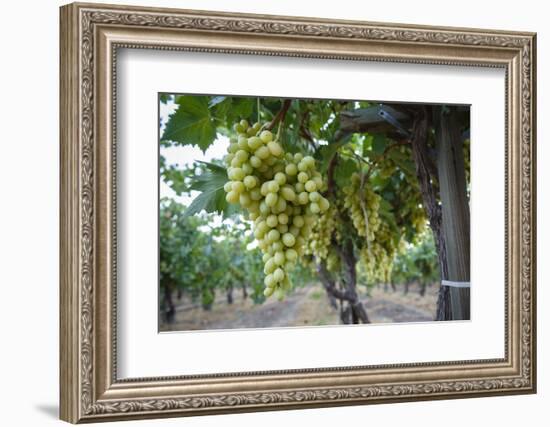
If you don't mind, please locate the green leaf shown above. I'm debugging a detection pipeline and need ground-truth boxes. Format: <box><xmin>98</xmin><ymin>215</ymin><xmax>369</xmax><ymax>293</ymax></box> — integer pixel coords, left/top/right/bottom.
<box><xmin>334</xmin><ymin>158</ymin><xmax>357</xmax><ymax>187</ymax></box>
<box><xmin>372</xmin><ymin>134</ymin><xmax>386</xmax><ymax>155</ymax></box>
<box><xmin>161</xmin><ymin>96</ymin><xmax>217</xmax><ymax>152</ymax></box>
<box><xmin>362</xmin><ymin>135</ymin><xmax>373</xmax><ymax>157</ymax></box>
<box><xmin>318</xmin><ymin>133</ymin><xmax>352</xmax><ymax>172</ymax></box>
<box><xmin>184</xmin><ymin>161</ymin><xmax>240</xmax><ymax>218</ymax></box>
<box><xmin>388</xmin><ymin>148</ymin><xmax>416</xmax><ymax>176</ymax></box>
<box><xmin>233</xmin><ymin>98</ymin><xmax>255</xmax><ymax>120</ymax></box>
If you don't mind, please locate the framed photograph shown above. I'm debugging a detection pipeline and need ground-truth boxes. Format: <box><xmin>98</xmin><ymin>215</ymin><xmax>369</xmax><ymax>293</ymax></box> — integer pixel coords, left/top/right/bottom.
<box><xmin>60</xmin><ymin>2</ymin><xmax>537</xmax><ymax>423</ymax></box>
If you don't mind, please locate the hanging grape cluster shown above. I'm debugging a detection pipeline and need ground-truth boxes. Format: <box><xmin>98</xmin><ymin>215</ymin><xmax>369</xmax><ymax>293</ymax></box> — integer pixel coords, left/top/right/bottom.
<box><xmin>303</xmin><ymin>203</ymin><xmax>342</xmax><ymax>272</ymax></box>
<box><xmin>303</xmin><ymin>203</ymin><xmax>337</xmax><ymax>261</ymax></box>
<box><xmin>341</xmin><ymin>173</ymin><xmax>398</xmax><ymax>283</ymax></box>
<box><xmin>223</xmin><ymin>119</ymin><xmax>330</xmax><ymax>299</ymax></box>
<box><xmin>343</xmin><ymin>173</ymin><xmax>382</xmax><ymax>242</ymax></box>
<box><xmin>359</xmin><ymin>221</ymin><xmax>399</xmax><ymax>283</ymax></box>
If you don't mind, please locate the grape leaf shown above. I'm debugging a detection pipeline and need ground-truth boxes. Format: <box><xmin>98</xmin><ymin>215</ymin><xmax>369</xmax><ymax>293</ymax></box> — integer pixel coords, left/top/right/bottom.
<box><xmin>388</xmin><ymin>148</ymin><xmax>416</xmax><ymax>176</ymax></box>
<box><xmin>362</xmin><ymin>135</ymin><xmax>373</xmax><ymax>158</ymax></box>
<box><xmin>161</xmin><ymin>96</ymin><xmax>217</xmax><ymax>152</ymax></box>
<box><xmin>231</xmin><ymin>98</ymin><xmax>255</xmax><ymax>121</ymax></box>
<box><xmin>184</xmin><ymin>161</ymin><xmax>239</xmax><ymax>218</ymax></box>
<box><xmin>317</xmin><ymin>133</ymin><xmax>352</xmax><ymax>172</ymax></box>
<box><xmin>372</xmin><ymin>134</ymin><xmax>386</xmax><ymax>155</ymax></box>
<box><xmin>334</xmin><ymin>157</ymin><xmax>357</xmax><ymax>187</ymax></box>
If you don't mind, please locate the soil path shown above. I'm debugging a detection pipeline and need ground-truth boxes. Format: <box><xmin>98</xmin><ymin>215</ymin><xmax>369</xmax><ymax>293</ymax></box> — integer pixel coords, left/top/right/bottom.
<box><xmin>161</xmin><ymin>283</ymin><xmax>438</xmax><ymax>332</ymax></box>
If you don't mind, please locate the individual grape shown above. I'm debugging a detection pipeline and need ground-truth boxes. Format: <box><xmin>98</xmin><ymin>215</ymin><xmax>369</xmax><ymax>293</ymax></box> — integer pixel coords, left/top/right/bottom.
<box><xmin>228</xmin><ymin>142</ymin><xmax>239</xmax><ymax>154</ymax></box>
<box><xmin>225</xmin><ymin>191</ymin><xmax>239</xmax><ymax>204</ymax></box>
<box><xmin>277</xmin><ymin>213</ymin><xmax>289</xmax><ymax>225</ymax></box>
<box><xmin>274</xmin><ymin>172</ymin><xmax>286</xmax><ymax>185</ymax></box>
<box><xmin>243</xmin><ymin>175</ymin><xmax>256</xmax><ymax>189</ymax></box>
<box><xmin>319</xmin><ymin>197</ymin><xmax>330</xmax><ymax>212</ymax></box>
<box><xmin>281</xmin><ymin>186</ymin><xmax>296</xmax><ymax>202</ymax></box>
<box><xmin>298</xmin><ymin>161</ymin><xmax>308</xmax><ymax>172</ymax></box>
<box><xmin>232</xmin><ymin>181</ymin><xmax>245</xmax><ymax>194</ymax></box>
<box><xmin>229</xmin><ymin>167</ymin><xmax>245</xmax><ymax>181</ymax></box>
<box><xmin>242</xmin><ymin>163</ymin><xmax>253</xmax><ymax>175</ymax></box>
<box><xmin>255</xmin><ymin>146</ymin><xmax>270</xmax><ymax>160</ymax></box>
<box><xmin>282</xmin><ymin>233</ymin><xmax>296</xmax><ymax>247</ymax></box>
<box><xmin>267</xmin><ymin>180</ymin><xmax>280</xmax><ymax>193</ymax></box>
<box><xmin>248</xmin><ymin>136</ymin><xmax>263</xmax><ymax>151</ymax></box>
<box><xmin>266</xmin><ymin>214</ymin><xmax>278</xmax><ymax>228</ymax></box>
<box><xmin>239</xmin><ymin>119</ymin><xmax>249</xmax><ymax>129</ymax></box>
<box><xmin>273</xmin><ymin>268</ymin><xmax>285</xmax><ymax>283</ymax></box>
<box><xmin>273</xmin><ymin>251</ymin><xmax>285</xmax><ymax>266</ymax></box>
<box><xmin>264</xmin><ymin>273</ymin><xmax>275</xmax><ymax>288</ymax></box>
<box><xmin>267</xmin><ymin>141</ymin><xmax>283</xmax><ymax>157</ymax></box>
<box><xmin>267</xmin><ymin>229</ymin><xmax>280</xmax><ymax>243</ymax></box>
<box><xmin>297</xmin><ymin>192</ymin><xmax>309</xmax><ymax>205</ymax></box>
<box><xmin>285</xmin><ymin>249</ymin><xmax>297</xmax><ymax>262</ymax></box>
<box><xmin>303</xmin><ymin>156</ymin><xmax>315</xmax><ymax>168</ymax></box>
<box><xmin>235</xmin><ymin>150</ymin><xmax>249</xmax><ymax>163</ymax></box>
<box><xmin>260</xmin><ymin>130</ymin><xmax>273</xmax><ymax>143</ymax></box>
<box><xmin>292</xmin><ymin>215</ymin><xmax>304</xmax><ymax>228</ymax></box>
<box><xmin>308</xmin><ymin>191</ymin><xmax>321</xmax><ymax>203</ymax></box>
<box><xmin>285</xmin><ymin>163</ymin><xmax>298</xmax><ymax>176</ymax></box>
<box><xmin>230</xmin><ymin>157</ymin><xmax>242</xmax><ymax>168</ymax></box>
<box><xmin>237</xmin><ymin>136</ymin><xmax>248</xmax><ymax>150</ymax></box>
<box><xmin>250</xmin><ymin>156</ymin><xmax>262</xmax><ymax>168</ymax></box>
<box><xmin>305</xmin><ymin>180</ymin><xmax>317</xmax><ymax>192</ymax></box>
<box><xmin>297</xmin><ymin>172</ymin><xmax>309</xmax><ymax>183</ymax></box>
<box><xmin>313</xmin><ymin>175</ymin><xmax>323</xmax><ymax>190</ymax></box>
<box><xmin>265</xmin><ymin>192</ymin><xmax>278</xmax><ymax>207</ymax></box>
<box><xmin>274</xmin><ymin>198</ymin><xmax>287</xmax><ymax>214</ymax></box>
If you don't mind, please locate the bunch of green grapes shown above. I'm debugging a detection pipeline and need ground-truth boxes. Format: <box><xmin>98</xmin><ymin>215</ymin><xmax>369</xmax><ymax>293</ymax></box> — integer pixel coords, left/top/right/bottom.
<box><xmin>223</xmin><ymin>119</ymin><xmax>330</xmax><ymax>299</ymax></box>
<box><xmin>360</xmin><ymin>221</ymin><xmax>399</xmax><ymax>283</ymax></box>
<box><xmin>342</xmin><ymin>173</ymin><xmax>382</xmax><ymax>242</ymax></box>
<box><xmin>411</xmin><ymin>209</ymin><xmax>428</xmax><ymax>235</ymax></box>
<box><xmin>303</xmin><ymin>203</ymin><xmax>337</xmax><ymax>262</ymax></box>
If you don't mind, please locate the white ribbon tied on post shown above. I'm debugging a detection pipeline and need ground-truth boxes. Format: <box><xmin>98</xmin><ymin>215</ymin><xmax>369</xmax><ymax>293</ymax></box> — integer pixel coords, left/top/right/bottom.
<box><xmin>441</xmin><ymin>280</ymin><xmax>471</xmax><ymax>288</ymax></box>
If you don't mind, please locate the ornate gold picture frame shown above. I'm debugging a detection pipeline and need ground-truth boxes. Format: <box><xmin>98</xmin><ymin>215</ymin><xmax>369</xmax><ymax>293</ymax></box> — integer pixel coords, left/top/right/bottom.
<box><xmin>60</xmin><ymin>2</ymin><xmax>536</xmax><ymax>423</ymax></box>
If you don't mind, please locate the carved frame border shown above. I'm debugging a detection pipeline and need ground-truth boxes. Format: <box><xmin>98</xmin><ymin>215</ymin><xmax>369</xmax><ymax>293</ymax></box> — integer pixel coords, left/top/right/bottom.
<box><xmin>60</xmin><ymin>2</ymin><xmax>536</xmax><ymax>423</ymax></box>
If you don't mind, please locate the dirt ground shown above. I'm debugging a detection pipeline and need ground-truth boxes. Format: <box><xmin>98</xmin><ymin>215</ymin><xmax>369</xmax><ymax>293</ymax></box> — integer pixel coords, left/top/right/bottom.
<box><xmin>160</xmin><ymin>282</ymin><xmax>439</xmax><ymax>332</ymax></box>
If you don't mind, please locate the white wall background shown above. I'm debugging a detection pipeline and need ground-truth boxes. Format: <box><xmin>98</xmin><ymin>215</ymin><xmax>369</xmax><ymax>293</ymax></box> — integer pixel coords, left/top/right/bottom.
<box><xmin>0</xmin><ymin>0</ymin><xmax>546</xmax><ymax>425</ymax></box>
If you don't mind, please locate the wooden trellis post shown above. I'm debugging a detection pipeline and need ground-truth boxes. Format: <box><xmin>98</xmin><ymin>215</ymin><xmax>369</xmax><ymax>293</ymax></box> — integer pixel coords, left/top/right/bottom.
<box><xmin>435</xmin><ymin>106</ymin><xmax>471</xmax><ymax>320</ymax></box>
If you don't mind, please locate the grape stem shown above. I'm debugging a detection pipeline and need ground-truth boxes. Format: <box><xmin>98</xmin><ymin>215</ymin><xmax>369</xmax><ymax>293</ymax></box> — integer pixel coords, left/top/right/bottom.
<box><xmin>265</xmin><ymin>99</ymin><xmax>292</xmax><ymax>131</ymax></box>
